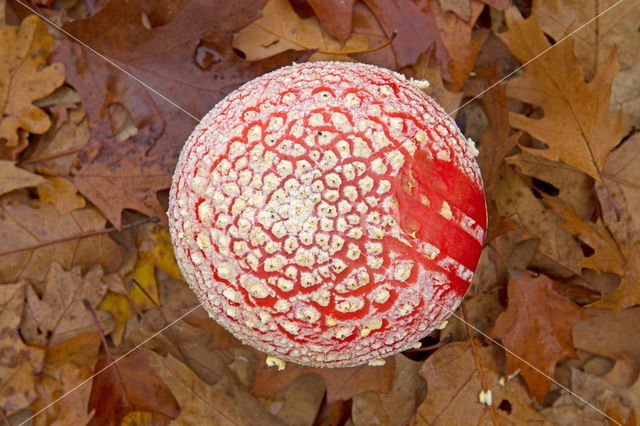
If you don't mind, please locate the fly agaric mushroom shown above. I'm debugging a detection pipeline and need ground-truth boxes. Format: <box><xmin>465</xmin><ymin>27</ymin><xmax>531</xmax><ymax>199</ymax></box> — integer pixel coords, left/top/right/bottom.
<box><xmin>168</xmin><ymin>62</ymin><xmax>486</xmax><ymax>368</ymax></box>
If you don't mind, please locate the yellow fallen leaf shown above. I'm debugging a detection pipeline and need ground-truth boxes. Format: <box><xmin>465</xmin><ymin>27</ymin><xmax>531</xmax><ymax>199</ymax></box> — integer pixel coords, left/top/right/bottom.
<box><xmin>124</xmin><ymin>257</ymin><xmax>159</xmax><ymax>310</ymax></box>
<box><xmin>137</xmin><ymin>224</ymin><xmax>183</xmax><ymax>280</ymax></box>
<box><xmin>97</xmin><ymin>291</ymin><xmax>135</xmax><ymax>346</ymax></box>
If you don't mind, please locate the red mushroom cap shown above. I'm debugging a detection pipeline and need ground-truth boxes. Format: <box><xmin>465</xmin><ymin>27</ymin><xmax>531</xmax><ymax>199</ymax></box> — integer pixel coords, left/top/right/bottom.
<box><xmin>168</xmin><ymin>62</ymin><xmax>486</xmax><ymax>368</ymax></box>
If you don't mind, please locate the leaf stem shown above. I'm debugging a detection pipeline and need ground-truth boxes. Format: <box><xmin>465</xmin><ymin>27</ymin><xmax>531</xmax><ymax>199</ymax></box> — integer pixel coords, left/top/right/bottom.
<box><xmin>462</xmin><ymin>302</ymin><xmax>499</xmax><ymax>425</ymax></box>
<box><xmin>0</xmin><ymin>217</ymin><xmax>159</xmax><ymax>258</ymax></box>
<box><xmin>318</xmin><ymin>30</ymin><xmax>398</xmax><ymax>55</ymax></box>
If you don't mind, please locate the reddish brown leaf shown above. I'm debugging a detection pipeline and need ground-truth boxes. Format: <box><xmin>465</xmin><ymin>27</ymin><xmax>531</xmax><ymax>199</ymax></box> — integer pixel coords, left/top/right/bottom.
<box><xmin>362</xmin><ymin>0</ymin><xmax>448</xmax><ymax>69</ymax></box>
<box><xmin>573</xmin><ymin>307</ymin><xmax>640</xmax><ymax>388</ymax></box>
<box><xmin>411</xmin><ymin>342</ymin><xmax>549</xmax><ymax>425</ymax></box>
<box><xmin>88</xmin><ymin>350</ymin><xmax>179</xmax><ymax>425</ymax></box>
<box><xmin>252</xmin><ymin>354</ymin><xmax>395</xmax><ymax>403</ymax></box>
<box><xmin>433</xmin><ymin>0</ymin><xmax>488</xmax><ymax>90</ymax></box>
<box><xmin>476</xmin><ymin>66</ymin><xmax>520</xmax><ymax>190</ymax></box>
<box><xmin>308</xmin><ymin>0</ymin><xmax>356</xmax><ymax>43</ymax></box>
<box><xmin>56</xmin><ymin>0</ymin><xmax>311</xmax><ymax>228</ymax></box>
<box><xmin>492</xmin><ymin>271</ymin><xmax>587</xmax><ymax>402</ymax></box>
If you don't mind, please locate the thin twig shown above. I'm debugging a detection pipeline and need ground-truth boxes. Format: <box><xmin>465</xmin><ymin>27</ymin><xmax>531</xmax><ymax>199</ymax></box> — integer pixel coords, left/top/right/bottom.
<box><xmin>319</xmin><ymin>30</ymin><xmax>397</xmax><ymax>55</ymax></box>
<box><xmin>19</xmin><ymin>148</ymin><xmax>82</xmax><ymax>165</ymax></box>
<box><xmin>0</xmin><ymin>217</ymin><xmax>159</xmax><ymax>258</ymax></box>
<box><xmin>462</xmin><ymin>302</ymin><xmax>499</xmax><ymax>425</ymax></box>
<box><xmin>82</xmin><ymin>299</ymin><xmax>112</xmax><ymax>356</ymax></box>
<box><xmin>0</xmin><ymin>409</ymin><xmax>11</xmax><ymax>426</ymax></box>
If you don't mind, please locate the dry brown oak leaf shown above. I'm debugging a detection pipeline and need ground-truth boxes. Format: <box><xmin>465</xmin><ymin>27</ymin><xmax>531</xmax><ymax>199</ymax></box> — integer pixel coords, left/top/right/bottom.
<box><xmin>546</xmin><ymin>196</ymin><xmax>640</xmax><ymax>311</ymax></box>
<box><xmin>410</xmin><ymin>342</ymin><xmax>550</xmax><ymax>425</ymax></box>
<box><xmin>492</xmin><ymin>164</ymin><xmax>583</xmax><ymax>273</ymax></box>
<box><xmin>0</xmin><ymin>15</ymin><xmax>65</xmax><ymax>159</ymax></box>
<box><xmin>0</xmin><ymin>192</ymin><xmax>121</xmax><ymax>284</ymax></box>
<box><xmin>232</xmin><ymin>0</ymin><xmax>369</xmax><ymax>61</ymax></box>
<box><xmin>0</xmin><ymin>283</ymin><xmax>44</xmax><ymax>416</ymax></box>
<box><xmin>31</xmin><ymin>363</ymin><xmax>94</xmax><ymax>426</ymax></box>
<box><xmin>492</xmin><ymin>270</ymin><xmax>587</xmax><ymax>402</ymax></box>
<box><xmin>20</xmin><ymin>262</ymin><xmax>116</xmax><ymax>346</ymax></box>
<box><xmin>58</xmin><ymin>0</ymin><xmax>311</xmax><ymax>228</ymax></box>
<box><xmin>439</xmin><ymin>0</ymin><xmax>509</xmax><ymax>21</ymax></box>
<box><xmin>88</xmin><ymin>349</ymin><xmax>180</xmax><ymax>425</ymax></box>
<box><xmin>0</xmin><ymin>160</ymin><xmax>44</xmax><ymax>196</ymax></box>
<box><xmin>252</xmin><ymin>353</ymin><xmax>395</xmax><ymax>403</ymax></box>
<box><xmin>594</xmin><ymin>132</ymin><xmax>640</xmax><ymax>310</ymax></box>
<box><xmin>533</xmin><ymin>0</ymin><xmax>640</xmax><ymax>79</ymax></box>
<box><xmin>148</xmin><ymin>351</ymin><xmax>284</xmax><ymax>426</ymax></box>
<box><xmin>500</xmin><ymin>7</ymin><xmax>622</xmax><ymax>182</ymax></box>
<box><xmin>573</xmin><ymin>307</ymin><xmax>640</xmax><ymax>388</ymax></box>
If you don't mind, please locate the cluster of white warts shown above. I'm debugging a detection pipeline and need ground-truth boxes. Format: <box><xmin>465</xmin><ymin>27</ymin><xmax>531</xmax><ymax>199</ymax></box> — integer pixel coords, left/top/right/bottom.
<box><xmin>170</xmin><ymin>62</ymin><xmax>482</xmax><ymax>367</ymax></box>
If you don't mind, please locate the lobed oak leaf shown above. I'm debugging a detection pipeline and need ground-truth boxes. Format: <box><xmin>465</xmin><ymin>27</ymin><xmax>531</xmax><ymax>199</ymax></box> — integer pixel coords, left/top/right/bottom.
<box><xmin>88</xmin><ymin>350</ymin><xmax>180</xmax><ymax>425</ymax></box>
<box><xmin>57</xmin><ymin>0</ymin><xmax>311</xmax><ymax>228</ymax></box>
<box><xmin>410</xmin><ymin>342</ymin><xmax>549</xmax><ymax>425</ymax></box>
<box><xmin>20</xmin><ymin>262</ymin><xmax>116</xmax><ymax>346</ymax></box>
<box><xmin>545</xmin><ymin>196</ymin><xmax>628</xmax><ymax>276</ymax></box>
<box><xmin>148</xmin><ymin>351</ymin><xmax>283</xmax><ymax>425</ymax></box>
<box><xmin>0</xmin><ymin>15</ymin><xmax>65</xmax><ymax>159</ymax></box>
<box><xmin>0</xmin><ymin>160</ymin><xmax>45</xmax><ymax>196</ymax></box>
<box><xmin>500</xmin><ymin>7</ymin><xmax>622</xmax><ymax>181</ymax></box>
<box><xmin>233</xmin><ymin>0</ymin><xmax>369</xmax><ymax>61</ymax></box>
<box><xmin>23</xmin><ymin>107</ymin><xmax>90</xmax><ymax>177</ymax></box>
<box><xmin>252</xmin><ymin>353</ymin><xmax>395</xmax><ymax>403</ymax></box>
<box><xmin>533</xmin><ymin>0</ymin><xmax>640</xmax><ymax>79</ymax></box>
<box><xmin>593</xmin><ymin>133</ymin><xmax>640</xmax><ymax>310</ymax></box>
<box><xmin>492</xmin><ymin>165</ymin><xmax>583</xmax><ymax>273</ymax></box>
<box><xmin>507</xmin><ymin>151</ymin><xmax>594</xmax><ymax>218</ymax></box>
<box><xmin>124</xmin><ymin>309</ymin><xmax>234</xmax><ymax>386</ymax></box>
<box><xmin>491</xmin><ymin>271</ymin><xmax>587</xmax><ymax>402</ymax></box>
<box><xmin>36</xmin><ymin>176</ymin><xmax>86</xmax><ymax>215</ymax></box>
<box><xmin>0</xmin><ymin>283</ymin><xmax>44</xmax><ymax>415</ymax></box>
<box><xmin>31</xmin><ymin>363</ymin><xmax>94</xmax><ymax>426</ymax></box>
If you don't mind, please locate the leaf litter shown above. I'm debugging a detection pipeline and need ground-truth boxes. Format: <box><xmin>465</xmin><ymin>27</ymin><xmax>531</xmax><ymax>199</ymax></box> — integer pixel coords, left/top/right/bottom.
<box><xmin>0</xmin><ymin>0</ymin><xmax>638</xmax><ymax>424</ymax></box>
